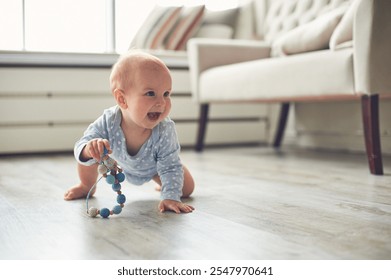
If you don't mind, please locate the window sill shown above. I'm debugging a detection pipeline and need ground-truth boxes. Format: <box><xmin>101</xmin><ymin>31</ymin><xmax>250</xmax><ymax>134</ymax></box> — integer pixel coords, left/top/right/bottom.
<box><xmin>0</xmin><ymin>51</ymin><xmax>119</xmax><ymax>68</ymax></box>
<box><xmin>0</xmin><ymin>51</ymin><xmax>189</xmax><ymax>69</ymax></box>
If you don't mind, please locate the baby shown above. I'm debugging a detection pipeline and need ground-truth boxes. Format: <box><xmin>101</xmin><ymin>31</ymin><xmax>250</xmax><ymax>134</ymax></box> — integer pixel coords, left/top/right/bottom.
<box><xmin>64</xmin><ymin>51</ymin><xmax>195</xmax><ymax>214</ymax></box>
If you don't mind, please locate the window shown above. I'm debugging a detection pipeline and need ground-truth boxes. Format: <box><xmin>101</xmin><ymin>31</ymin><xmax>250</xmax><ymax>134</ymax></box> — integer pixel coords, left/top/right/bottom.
<box><xmin>115</xmin><ymin>0</ymin><xmax>157</xmax><ymax>54</ymax></box>
<box><xmin>25</xmin><ymin>0</ymin><xmax>107</xmax><ymax>53</ymax></box>
<box><xmin>0</xmin><ymin>0</ymin><xmax>238</xmax><ymax>54</ymax></box>
<box><xmin>0</xmin><ymin>0</ymin><xmax>23</xmax><ymax>50</ymax></box>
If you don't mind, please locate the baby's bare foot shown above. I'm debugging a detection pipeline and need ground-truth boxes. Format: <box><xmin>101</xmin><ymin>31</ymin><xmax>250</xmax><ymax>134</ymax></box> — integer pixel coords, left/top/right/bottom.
<box><xmin>64</xmin><ymin>184</ymin><xmax>94</xmax><ymax>200</ymax></box>
<box><xmin>155</xmin><ymin>185</ymin><xmax>162</xmax><ymax>192</ymax></box>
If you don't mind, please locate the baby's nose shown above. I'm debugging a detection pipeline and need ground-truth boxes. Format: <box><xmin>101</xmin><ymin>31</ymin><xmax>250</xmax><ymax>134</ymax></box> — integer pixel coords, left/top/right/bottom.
<box><xmin>156</xmin><ymin>97</ymin><xmax>165</xmax><ymax>106</ymax></box>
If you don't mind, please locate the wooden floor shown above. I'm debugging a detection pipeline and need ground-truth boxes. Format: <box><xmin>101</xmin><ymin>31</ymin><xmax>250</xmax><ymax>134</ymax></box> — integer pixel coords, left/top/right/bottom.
<box><xmin>0</xmin><ymin>146</ymin><xmax>390</xmax><ymax>260</ymax></box>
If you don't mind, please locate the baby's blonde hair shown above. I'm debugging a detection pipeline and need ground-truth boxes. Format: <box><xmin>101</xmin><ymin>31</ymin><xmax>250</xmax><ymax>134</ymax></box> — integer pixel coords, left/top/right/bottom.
<box><xmin>109</xmin><ymin>50</ymin><xmax>169</xmax><ymax>94</ymax></box>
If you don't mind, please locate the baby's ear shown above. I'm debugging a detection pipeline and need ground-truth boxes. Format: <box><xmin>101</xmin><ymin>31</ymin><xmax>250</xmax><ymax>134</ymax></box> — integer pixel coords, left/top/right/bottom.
<box><xmin>114</xmin><ymin>89</ymin><xmax>127</xmax><ymax>109</ymax></box>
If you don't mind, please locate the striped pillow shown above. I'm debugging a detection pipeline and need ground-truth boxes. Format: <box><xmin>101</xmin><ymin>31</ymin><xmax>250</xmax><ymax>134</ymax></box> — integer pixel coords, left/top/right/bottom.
<box><xmin>165</xmin><ymin>5</ymin><xmax>205</xmax><ymax>51</ymax></box>
<box><xmin>130</xmin><ymin>6</ymin><xmax>182</xmax><ymax>50</ymax></box>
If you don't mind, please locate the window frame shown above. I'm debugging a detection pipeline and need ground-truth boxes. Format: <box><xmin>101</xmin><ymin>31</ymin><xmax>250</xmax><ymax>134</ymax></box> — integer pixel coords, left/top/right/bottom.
<box><xmin>0</xmin><ymin>0</ymin><xmax>117</xmax><ymax>67</ymax></box>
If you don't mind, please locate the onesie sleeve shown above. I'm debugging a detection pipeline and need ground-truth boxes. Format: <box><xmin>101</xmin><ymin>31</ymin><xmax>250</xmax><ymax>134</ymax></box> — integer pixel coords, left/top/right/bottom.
<box><xmin>155</xmin><ymin>120</ymin><xmax>184</xmax><ymax>202</ymax></box>
<box><xmin>74</xmin><ymin>108</ymin><xmax>114</xmax><ymax>166</ymax></box>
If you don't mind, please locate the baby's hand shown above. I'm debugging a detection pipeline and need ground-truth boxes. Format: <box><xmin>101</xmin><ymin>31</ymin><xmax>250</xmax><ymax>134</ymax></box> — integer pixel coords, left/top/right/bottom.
<box><xmin>82</xmin><ymin>138</ymin><xmax>112</xmax><ymax>162</ymax></box>
<box><xmin>158</xmin><ymin>199</ymin><xmax>194</xmax><ymax>214</ymax></box>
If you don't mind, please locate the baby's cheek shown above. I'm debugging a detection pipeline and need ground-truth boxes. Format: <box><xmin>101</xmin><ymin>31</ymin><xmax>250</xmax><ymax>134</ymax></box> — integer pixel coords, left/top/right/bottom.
<box><xmin>165</xmin><ymin>101</ymin><xmax>172</xmax><ymax>114</ymax></box>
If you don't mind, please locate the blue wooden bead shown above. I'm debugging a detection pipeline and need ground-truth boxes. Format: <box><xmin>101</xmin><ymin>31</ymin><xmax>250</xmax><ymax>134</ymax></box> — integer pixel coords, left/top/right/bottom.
<box><xmin>106</xmin><ymin>174</ymin><xmax>115</xmax><ymax>184</ymax></box>
<box><xmin>116</xmin><ymin>172</ymin><xmax>125</xmax><ymax>183</ymax></box>
<box><xmin>112</xmin><ymin>183</ymin><xmax>121</xmax><ymax>192</ymax></box>
<box><xmin>117</xmin><ymin>194</ymin><xmax>126</xmax><ymax>204</ymax></box>
<box><xmin>100</xmin><ymin>208</ymin><xmax>110</xmax><ymax>218</ymax></box>
<box><xmin>112</xmin><ymin>205</ymin><xmax>122</xmax><ymax>215</ymax></box>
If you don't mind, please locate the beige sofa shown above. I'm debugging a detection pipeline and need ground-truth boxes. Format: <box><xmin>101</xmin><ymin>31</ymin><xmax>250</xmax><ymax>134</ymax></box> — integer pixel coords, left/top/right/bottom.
<box><xmin>188</xmin><ymin>0</ymin><xmax>391</xmax><ymax>175</ymax></box>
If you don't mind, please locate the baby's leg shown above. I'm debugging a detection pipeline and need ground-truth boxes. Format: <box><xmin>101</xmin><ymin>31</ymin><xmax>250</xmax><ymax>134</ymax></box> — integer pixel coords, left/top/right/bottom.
<box><xmin>153</xmin><ymin>165</ymin><xmax>195</xmax><ymax>198</ymax></box>
<box><xmin>64</xmin><ymin>163</ymin><xmax>98</xmax><ymax>200</ymax></box>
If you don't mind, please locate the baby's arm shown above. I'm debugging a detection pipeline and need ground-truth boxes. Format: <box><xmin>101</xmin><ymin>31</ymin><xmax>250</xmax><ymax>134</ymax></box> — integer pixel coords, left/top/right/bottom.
<box><xmin>157</xmin><ymin>164</ymin><xmax>191</xmax><ymax>213</ymax></box>
<box><xmin>74</xmin><ymin>108</ymin><xmax>115</xmax><ymax>165</ymax></box>
<box><xmin>155</xmin><ymin>121</ymin><xmax>194</xmax><ymax>213</ymax></box>
<box><xmin>80</xmin><ymin>138</ymin><xmax>112</xmax><ymax>162</ymax></box>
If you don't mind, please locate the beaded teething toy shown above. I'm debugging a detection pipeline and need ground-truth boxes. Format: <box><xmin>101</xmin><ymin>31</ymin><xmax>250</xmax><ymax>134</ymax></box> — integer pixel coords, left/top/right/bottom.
<box><xmin>86</xmin><ymin>147</ymin><xmax>126</xmax><ymax>218</ymax></box>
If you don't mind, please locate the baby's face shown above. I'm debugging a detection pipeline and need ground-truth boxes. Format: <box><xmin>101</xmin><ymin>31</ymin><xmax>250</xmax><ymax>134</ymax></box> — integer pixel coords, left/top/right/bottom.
<box><xmin>121</xmin><ymin>63</ymin><xmax>172</xmax><ymax>130</ymax></box>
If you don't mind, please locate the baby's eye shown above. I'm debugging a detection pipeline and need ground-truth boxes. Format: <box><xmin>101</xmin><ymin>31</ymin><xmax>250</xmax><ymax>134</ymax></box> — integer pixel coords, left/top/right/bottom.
<box><xmin>163</xmin><ymin>91</ymin><xmax>171</xmax><ymax>97</ymax></box>
<box><xmin>145</xmin><ymin>91</ymin><xmax>155</xmax><ymax>97</ymax></box>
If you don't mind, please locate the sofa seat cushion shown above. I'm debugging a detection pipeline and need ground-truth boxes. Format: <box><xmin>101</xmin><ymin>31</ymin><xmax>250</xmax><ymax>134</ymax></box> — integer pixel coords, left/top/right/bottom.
<box><xmin>199</xmin><ymin>48</ymin><xmax>354</xmax><ymax>102</ymax></box>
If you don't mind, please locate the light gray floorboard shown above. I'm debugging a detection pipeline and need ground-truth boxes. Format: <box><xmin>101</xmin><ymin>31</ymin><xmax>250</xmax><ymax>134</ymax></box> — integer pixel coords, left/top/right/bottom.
<box><xmin>0</xmin><ymin>147</ymin><xmax>390</xmax><ymax>259</ymax></box>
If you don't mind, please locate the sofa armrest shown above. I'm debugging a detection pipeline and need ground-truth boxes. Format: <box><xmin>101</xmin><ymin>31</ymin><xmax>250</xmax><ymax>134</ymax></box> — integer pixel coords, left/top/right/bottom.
<box><xmin>354</xmin><ymin>0</ymin><xmax>391</xmax><ymax>95</ymax></box>
<box><xmin>187</xmin><ymin>38</ymin><xmax>271</xmax><ymax>103</ymax></box>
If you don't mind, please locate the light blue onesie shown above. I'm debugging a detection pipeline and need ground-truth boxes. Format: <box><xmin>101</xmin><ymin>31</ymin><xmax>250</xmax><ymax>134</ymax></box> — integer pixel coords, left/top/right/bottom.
<box><xmin>74</xmin><ymin>105</ymin><xmax>184</xmax><ymax>202</ymax></box>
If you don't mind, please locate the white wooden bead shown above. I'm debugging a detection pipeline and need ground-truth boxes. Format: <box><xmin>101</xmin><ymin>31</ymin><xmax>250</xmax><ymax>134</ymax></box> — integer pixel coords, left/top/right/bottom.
<box><xmin>88</xmin><ymin>207</ymin><xmax>99</xmax><ymax>217</ymax></box>
<box><xmin>103</xmin><ymin>157</ymin><xmax>116</xmax><ymax>169</ymax></box>
<box><xmin>98</xmin><ymin>164</ymin><xmax>108</xmax><ymax>174</ymax></box>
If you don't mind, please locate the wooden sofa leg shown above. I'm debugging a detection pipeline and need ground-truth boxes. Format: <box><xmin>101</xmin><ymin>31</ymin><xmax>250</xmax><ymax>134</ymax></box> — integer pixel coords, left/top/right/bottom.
<box><xmin>273</xmin><ymin>102</ymin><xmax>290</xmax><ymax>148</ymax></box>
<box><xmin>195</xmin><ymin>104</ymin><xmax>209</xmax><ymax>152</ymax></box>
<box><xmin>361</xmin><ymin>95</ymin><xmax>383</xmax><ymax>175</ymax></box>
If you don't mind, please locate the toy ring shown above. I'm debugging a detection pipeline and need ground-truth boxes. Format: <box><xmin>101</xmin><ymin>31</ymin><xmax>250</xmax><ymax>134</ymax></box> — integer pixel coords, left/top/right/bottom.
<box><xmin>86</xmin><ymin>148</ymin><xmax>126</xmax><ymax>218</ymax></box>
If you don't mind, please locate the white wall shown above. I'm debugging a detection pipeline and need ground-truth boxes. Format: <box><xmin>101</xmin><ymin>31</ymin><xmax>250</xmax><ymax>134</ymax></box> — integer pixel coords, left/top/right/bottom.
<box><xmin>293</xmin><ymin>101</ymin><xmax>391</xmax><ymax>155</ymax></box>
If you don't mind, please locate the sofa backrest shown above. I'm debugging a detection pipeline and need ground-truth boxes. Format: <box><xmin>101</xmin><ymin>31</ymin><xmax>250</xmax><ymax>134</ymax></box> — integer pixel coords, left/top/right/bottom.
<box><xmin>236</xmin><ymin>0</ymin><xmax>351</xmax><ymax>42</ymax></box>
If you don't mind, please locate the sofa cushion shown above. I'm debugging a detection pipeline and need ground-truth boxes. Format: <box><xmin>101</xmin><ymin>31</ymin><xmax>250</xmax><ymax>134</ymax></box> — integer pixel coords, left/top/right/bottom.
<box><xmin>130</xmin><ymin>5</ymin><xmax>182</xmax><ymax>50</ymax></box>
<box><xmin>234</xmin><ymin>0</ymin><xmax>257</xmax><ymax>39</ymax></box>
<box><xmin>263</xmin><ymin>0</ymin><xmax>350</xmax><ymax>43</ymax></box>
<box><xmin>271</xmin><ymin>4</ymin><xmax>348</xmax><ymax>56</ymax></box>
<box><xmin>193</xmin><ymin>7</ymin><xmax>239</xmax><ymax>39</ymax></box>
<box><xmin>199</xmin><ymin>48</ymin><xmax>354</xmax><ymax>102</ymax></box>
<box><xmin>165</xmin><ymin>5</ymin><xmax>205</xmax><ymax>51</ymax></box>
<box><xmin>200</xmin><ymin>7</ymin><xmax>239</xmax><ymax>29</ymax></box>
<box><xmin>194</xmin><ymin>24</ymin><xmax>234</xmax><ymax>39</ymax></box>
<box><xmin>330</xmin><ymin>0</ymin><xmax>359</xmax><ymax>50</ymax></box>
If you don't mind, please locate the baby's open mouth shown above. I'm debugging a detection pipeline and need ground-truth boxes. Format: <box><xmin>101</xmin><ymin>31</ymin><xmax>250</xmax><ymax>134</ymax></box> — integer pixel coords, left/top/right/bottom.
<box><xmin>147</xmin><ymin>112</ymin><xmax>161</xmax><ymax>121</ymax></box>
